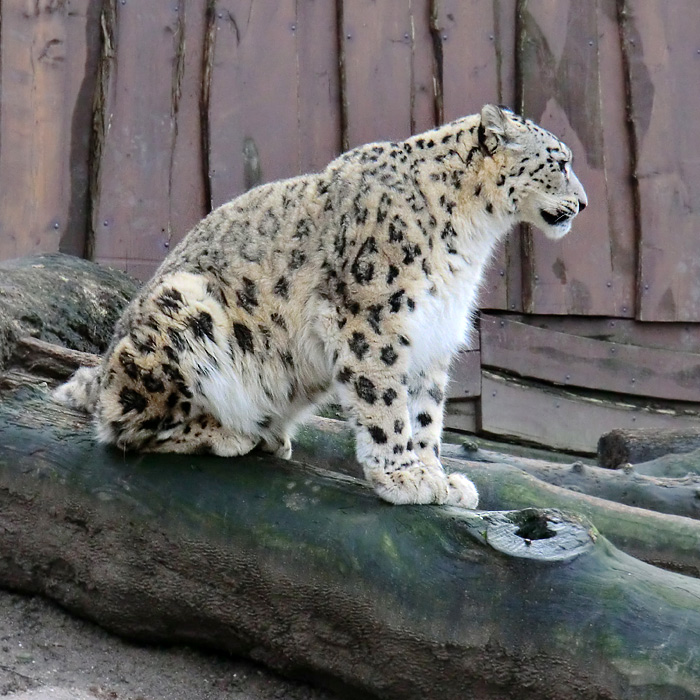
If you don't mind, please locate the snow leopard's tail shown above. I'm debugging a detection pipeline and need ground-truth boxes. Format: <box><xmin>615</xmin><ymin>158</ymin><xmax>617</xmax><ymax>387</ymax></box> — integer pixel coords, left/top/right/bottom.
<box><xmin>53</xmin><ymin>366</ymin><xmax>101</xmax><ymax>413</ymax></box>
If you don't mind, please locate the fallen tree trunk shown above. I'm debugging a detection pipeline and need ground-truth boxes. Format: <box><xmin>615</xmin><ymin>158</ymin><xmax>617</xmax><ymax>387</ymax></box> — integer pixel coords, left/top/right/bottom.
<box><xmin>1</xmin><ymin>383</ymin><xmax>699</xmax><ymax>700</ymax></box>
<box><xmin>445</xmin><ymin>442</ymin><xmax>700</xmax><ymax>521</ymax></box>
<box><xmin>295</xmin><ymin>418</ymin><xmax>700</xmax><ymax>577</ymax></box>
<box><xmin>598</xmin><ymin>426</ymin><xmax>700</xmax><ymax>468</ymax></box>
<box><xmin>631</xmin><ymin>448</ymin><xmax>700</xmax><ymax>478</ymax></box>
<box><xmin>0</xmin><ymin>253</ymin><xmax>138</xmax><ymax>369</ymax></box>
<box><xmin>7</xmin><ymin>333</ymin><xmax>700</xmax><ymax>577</ymax></box>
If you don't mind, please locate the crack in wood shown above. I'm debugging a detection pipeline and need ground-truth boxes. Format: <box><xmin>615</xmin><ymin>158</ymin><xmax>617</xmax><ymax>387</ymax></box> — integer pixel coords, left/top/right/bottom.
<box><xmin>85</xmin><ymin>0</ymin><xmax>117</xmax><ymax>261</ymax></box>
<box><xmin>200</xmin><ymin>0</ymin><xmax>217</xmax><ymax>212</ymax></box>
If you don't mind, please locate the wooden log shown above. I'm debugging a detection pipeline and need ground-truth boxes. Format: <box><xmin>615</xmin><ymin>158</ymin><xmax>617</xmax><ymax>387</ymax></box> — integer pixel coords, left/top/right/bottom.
<box><xmin>598</xmin><ymin>427</ymin><xmax>700</xmax><ymax>468</ymax></box>
<box><xmin>1</xmin><ymin>384</ymin><xmax>700</xmax><ymax>700</ymax></box>
<box><xmin>7</xmin><ymin>335</ymin><xmax>700</xmax><ymax>575</ymax></box>
<box><xmin>447</xmin><ymin>442</ymin><xmax>700</xmax><ymax>521</ymax></box>
<box><xmin>0</xmin><ymin>253</ymin><xmax>139</xmax><ymax>368</ymax></box>
<box><xmin>632</xmin><ymin>449</ymin><xmax>700</xmax><ymax>479</ymax></box>
<box><xmin>295</xmin><ymin>418</ymin><xmax>700</xmax><ymax>578</ymax></box>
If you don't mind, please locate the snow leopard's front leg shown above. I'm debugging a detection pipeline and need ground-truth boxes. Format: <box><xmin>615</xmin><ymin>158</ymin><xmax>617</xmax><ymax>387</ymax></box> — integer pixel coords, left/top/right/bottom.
<box><xmin>332</xmin><ymin>326</ymin><xmax>474</xmax><ymax>507</ymax></box>
<box><xmin>408</xmin><ymin>362</ymin><xmax>479</xmax><ymax>508</ymax></box>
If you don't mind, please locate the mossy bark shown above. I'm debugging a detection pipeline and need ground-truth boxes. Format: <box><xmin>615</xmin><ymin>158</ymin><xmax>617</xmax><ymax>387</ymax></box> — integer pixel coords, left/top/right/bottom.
<box><xmin>0</xmin><ymin>384</ymin><xmax>699</xmax><ymax>700</ymax></box>
<box><xmin>0</xmin><ymin>253</ymin><xmax>138</xmax><ymax>368</ymax></box>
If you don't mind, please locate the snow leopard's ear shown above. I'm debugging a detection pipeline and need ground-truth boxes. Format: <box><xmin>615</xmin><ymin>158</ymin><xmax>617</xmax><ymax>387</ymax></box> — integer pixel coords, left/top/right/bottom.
<box><xmin>478</xmin><ymin>104</ymin><xmax>518</xmax><ymax>156</ymax></box>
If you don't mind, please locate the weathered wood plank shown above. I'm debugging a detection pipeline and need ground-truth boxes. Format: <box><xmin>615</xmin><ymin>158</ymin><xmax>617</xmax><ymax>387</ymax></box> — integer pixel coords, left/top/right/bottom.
<box><xmin>0</xmin><ymin>1</ymin><xmax>101</xmax><ymax>260</ymax></box>
<box><xmin>340</xmin><ymin>1</ymin><xmax>415</xmax><ymax>147</ymax></box>
<box><xmin>480</xmin><ymin>314</ymin><xmax>700</xmax><ymax>401</ymax></box>
<box><xmin>518</xmin><ymin>0</ymin><xmax>633</xmax><ymax>316</ymax></box>
<box><xmin>409</xmin><ymin>0</ymin><xmax>437</xmax><ymax>134</ymax></box>
<box><xmin>92</xmin><ymin>2</ymin><xmax>185</xmax><ymax>280</ymax></box>
<box><xmin>444</xmin><ymin>399</ymin><xmax>478</xmax><ymax>433</ymax></box>
<box><xmin>296</xmin><ymin>0</ymin><xmax>343</xmax><ymax>175</ymax></box>
<box><xmin>207</xmin><ymin>1</ymin><xmax>339</xmax><ymax>208</ymax></box>
<box><xmin>446</xmin><ymin>350</ymin><xmax>481</xmax><ymax>399</ymax></box>
<box><xmin>168</xmin><ymin>0</ymin><xmax>210</xmax><ymax>251</ymax></box>
<box><xmin>622</xmin><ymin>0</ymin><xmax>700</xmax><ymax>321</ymax></box>
<box><xmin>505</xmin><ymin>314</ymin><xmax>700</xmax><ymax>355</ymax></box>
<box><xmin>480</xmin><ymin>370</ymin><xmax>700</xmax><ymax>453</ymax></box>
<box><xmin>435</xmin><ymin>0</ymin><xmax>518</xmax><ymax>312</ymax></box>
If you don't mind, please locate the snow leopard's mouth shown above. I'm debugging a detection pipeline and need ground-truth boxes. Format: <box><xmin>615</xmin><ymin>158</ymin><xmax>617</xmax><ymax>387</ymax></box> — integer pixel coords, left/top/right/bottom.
<box><xmin>540</xmin><ymin>208</ymin><xmax>573</xmax><ymax>226</ymax></box>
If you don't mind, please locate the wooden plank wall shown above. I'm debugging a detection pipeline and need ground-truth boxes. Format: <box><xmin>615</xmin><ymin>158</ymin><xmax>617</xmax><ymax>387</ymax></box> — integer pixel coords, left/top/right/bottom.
<box><xmin>0</xmin><ymin>0</ymin><xmax>697</xmax><ymax>317</ymax></box>
<box><xmin>0</xmin><ymin>0</ymin><xmax>696</xmax><ymax>318</ymax></box>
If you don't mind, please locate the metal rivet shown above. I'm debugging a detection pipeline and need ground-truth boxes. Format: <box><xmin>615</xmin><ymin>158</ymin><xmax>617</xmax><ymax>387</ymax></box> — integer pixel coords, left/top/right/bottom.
<box><xmin>499</xmin><ymin>269</ymin><xmax>505</xmax><ymax>276</ymax></box>
<box><xmin>492</xmin><ymin>391</ymin><xmax>497</xmax><ymax>397</ymax></box>
<box><xmin>644</xmin><ymin>283</ymin><xmax>649</xmax><ymax>290</ymax></box>
<box><xmin>565</xmin><ymin>374</ymin><xmax>571</xmax><ymax>381</ymax></box>
<box><xmin>622</xmin><ymin>306</ymin><xmax>628</xmax><ymax>313</ymax></box>
<box><xmin>510</xmin><ymin>304</ymin><xmax>515</xmax><ymax>310</ymax></box>
<box><xmin>291</xmin><ymin>24</ymin><xmax>296</xmax><ymax>30</ymax></box>
<box><xmin>610</xmin><ymin>347</ymin><xmax>616</xmax><ymax>354</ymax></box>
<box><xmin>218</xmin><ymin>11</ymin><xmax>222</xmax><ymax>18</ymax></box>
<box><xmin>404</xmin><ymin>32</ymin><xmax>409</xmax><ymax>40</ymax></box>
<box><xmin>347</xmin><ymin>33</ymin><xmax>352</xmax><ymax>39</ymax></box>
<box><xmin>489</xmin><ymin>34</ymin><xmax>494</xmax><ymax>41</ymax></box>
<box><xmin>606</xmin><ymin>281</ymin><xmax>612</xmax><ymax>287</ymax></box>
<box><xmin>610</xmin><ymin>320</ymin><xmax>616</xmax><ymax>327</ymax></box>
<box><xmin>442</xmin><ymin>34</ymin><xmax>448</xmax><ymax>40</ymax></box>
<box><xmin>103</xmin><ymin>220</ymin><xmax>108</xmax><ymax>226</ymax></box>
<box><xmin>534</xmin><ymin>275</ymin><xmax>539</xmax><ymax>281</ymax></box>
<box><xmin>588</xmin><ymin>40</ymin><xmax>594</xmax><ymax>46</ymax></box>
<box><xmin>500</xmin><ymin>320</ymin><xmax>505</xmax><ymax>327</ymax></box>
<box><xmin>631</xmin><ymin>378</ymin><xmax>636</xmax><ymax>383</ymax></box>
<box><xmin>53</xmin><ymin>222</ymin><xmax>59</xmax><ymax>230</ymax></box>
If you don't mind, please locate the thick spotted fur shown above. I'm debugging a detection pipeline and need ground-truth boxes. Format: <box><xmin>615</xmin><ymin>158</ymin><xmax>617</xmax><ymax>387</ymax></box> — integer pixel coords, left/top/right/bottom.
<box><xmin>55</xmin><ymin>105</ymin><xmax>587</xmax><ymax>508</ymax></box>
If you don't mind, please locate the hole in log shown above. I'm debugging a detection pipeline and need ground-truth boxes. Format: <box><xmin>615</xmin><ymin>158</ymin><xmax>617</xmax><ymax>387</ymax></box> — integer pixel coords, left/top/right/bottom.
<box><xmin>514</xmin><ymin>512</ymin><xmax>556</xmax><ymax>541</ymax></box>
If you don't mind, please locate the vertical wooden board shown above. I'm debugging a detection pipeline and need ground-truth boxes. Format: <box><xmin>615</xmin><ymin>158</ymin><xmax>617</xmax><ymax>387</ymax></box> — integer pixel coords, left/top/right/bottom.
<box><xmin>519</xmin><ymin>0</ymin><xmax>629</xmax><ymax>316</ymax></box>
<box><xmin>409</xmin><ymin>0</ymin><xmax>437</xmax><ymax>134</ymax></box>
<box><xmin>295</xmin><ymin>0</ymin><xmax>342</xmax><ymax>174</ymax></box>
<box><xmin>92</xmin><ymin>2</ymin><xmax>182</xmax><ymax>280</ymax></box>
<box><xmin>595</xmin><ymin>0</ymin><xmax>636</xmax><ymax>318</ymax></box>
<box><xmin>168</xmin><ymin>0</ymin><xmax>209</xmax><ymax>250</ymax></box>
<box><xmin>436</xmin><ymin>0</ymin><xmax>519</xmax><ymax>311</ymax></box>
<box><xmin>0</xmin><ymin>1</ymin><xmax>99</xmax><ymax>261</ymax></box>
<box><xmin>340</xmin><ymin>1</ymin><xmax>414</xmax><ymax>148</ymax></box>
<box><xmin>623</xmin><ymin>0</ymin><xmax>700</xmax><ymax>321</ymax></box>
<box><xmin>207</xmin><ymin>1</ymin><xmax>300</xmax><ymax>207</ymax></box>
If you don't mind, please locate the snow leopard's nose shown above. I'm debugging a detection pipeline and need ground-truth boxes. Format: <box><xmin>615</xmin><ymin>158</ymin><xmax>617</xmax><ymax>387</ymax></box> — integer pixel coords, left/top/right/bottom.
<box><xmin>578</xmin><ymin>199</ymin><xmax>587</xmax><ymax>212</ymax></box>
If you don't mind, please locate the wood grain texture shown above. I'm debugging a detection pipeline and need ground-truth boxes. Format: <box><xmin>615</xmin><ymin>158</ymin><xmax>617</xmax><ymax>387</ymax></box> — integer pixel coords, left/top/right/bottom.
<box><xmin>435</xmin><ymin>0</ymin><xmax>519</xmax><ymax>312</ymax></box>
<box><xmin>0</xmin><ymin>0</ymin><xmax>101</xmax><ymax>260</ymax></box>
<box><xmin>518</xmin><ymin>0</ymin><xmax>635</xmax><ymax>316</ymax></box>
<box><xmin>480</xmin><ymin>314</ymin><xmax>700</xmax><ymax>401</ymax></box>
<box><xmin>481</xmin><ymin>370</ymin><xmax>700</xmax><ymax>453</ymax></box>
<box><xmin>509</xmin><ymin>314</ymin><xmax>700</xmax><ymax>355</ymax></box>
<box><xmin>91</xmin><ymin>2</ymin><xmax>186</xmax><ymax>280</ymax></box>
<box><xmin>167</xmin><ymin>0</ymin><xmax>210</xmax><ymax>251</ymax></box>
<box><xmin>340</xmin><ymin>1</ymin><xmax>415</xmax><ymax>147</ymax></box>
<box><xmin>447</xmin><ymin>350</ymin><xmax>481</xmax><ymax>399</ymax></box>
<box><xmin>207</xmin><ymin>0</ymin><xmax>340</xmax><ymax>208</ymax></box>
<box><xmin>622</xmin><ymin>0</ymin><xmax>700</xmax><ymax>321</ymax></box>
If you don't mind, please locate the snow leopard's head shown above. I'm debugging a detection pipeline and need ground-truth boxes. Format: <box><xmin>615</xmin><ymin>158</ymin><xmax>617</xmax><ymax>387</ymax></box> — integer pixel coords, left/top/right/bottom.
<box><xmin>478</xmin><ymin>104</ymin><xmax>587</xmax><ymax>240</ymax></box>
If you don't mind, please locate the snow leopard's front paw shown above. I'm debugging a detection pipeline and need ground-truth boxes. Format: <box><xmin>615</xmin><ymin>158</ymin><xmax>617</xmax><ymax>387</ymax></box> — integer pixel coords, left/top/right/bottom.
<box><xmin>445</xmin><ymin>472</ymin><xmax>479</xmax><ymax>509</ymax></box>
<box><xmin>370</xmin><ymin>459</ymin><xmax>452</xmax><ymax>505</ymax></box>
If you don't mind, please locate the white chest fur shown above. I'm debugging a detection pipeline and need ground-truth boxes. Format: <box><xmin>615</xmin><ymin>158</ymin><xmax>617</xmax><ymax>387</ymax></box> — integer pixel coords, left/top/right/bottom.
<box><xmin>405</xmin><ymin>215</ymin><xmax>506</xmax><ymax>372</ymax></box>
